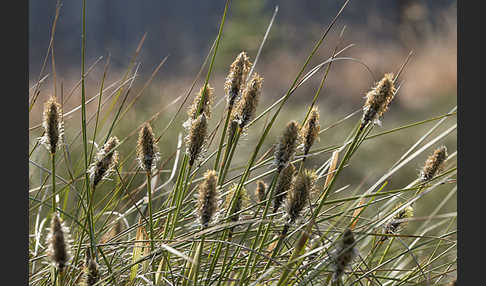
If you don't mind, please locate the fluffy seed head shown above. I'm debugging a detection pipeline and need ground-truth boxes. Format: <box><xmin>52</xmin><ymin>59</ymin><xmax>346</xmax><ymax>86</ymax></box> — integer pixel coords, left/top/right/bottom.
<box><xmin>332</xmin><ymin>228</ymin><xmax>357</xmax><ymax>282</ymax></box>
<box><xmin>188</xmin><ymin>84</ymin><xmax>214</xmax><ymax>119</ymax></box>
<box><xmin>225</xmin><ymin>51</ymin><xmax>252</xmax><ymax>108</ymax></box>
<box><xmin>301</xmin><ymin>107</ymin><xmax>320</xmax><ymax>155</ymax></box>
<box><xmin>274</xmin><ymin>121</ymin><xmax>300</xmax><ymax>172</ymax></box>
<box><xmin>81</xmin><ymin>251</ymin><xmax>100</xmax><ymax>286</ymax></box>
<box><xmin>273</xmin><ymin>163</ymin><xmax>295</xmax><ymax>213</ymax></box>
<box><xmin>136</xmin><ymin>123</ymin><xmax>159</xmax><ymax>172</ymax></box>
<box><xmin>224</xmin><ymin>184</ymin><xmax>248</xmax><ymax>223</ymax></box>
<box><xmin>197</xmin><ymin>170</ymin><xmax>218</xmax><ymax>228</ymax></box>
<box><xmin>420</xmin><ymin>146</ymin><xmax>448</xmax><ymax>182</ymax></box>
<box><xmin>47</xmin><ymin>214</ymin><xmax>70</xmax><ymax>271</ymax></box>
<box><xmin>361</xmin><ymin>73</ymin><xmax>396</xmax><ymax>128</ymax></box>
<box><xmin>186</xmin><ymin>113</ymin><xmax>208</xmax><ymax>166</ymax></box>
<box><xmin>41</xmin><ymin>96</ymin><xmax>63</xmax><ymax>154</ymax></box>
<box><xmin>285</xmin><ymin>169</ymin><xmax>316</xmax><ymax>223</ymax></box>
<box><xmin>381</xmin><ymin>204</ymin><xmax>414</xmax><ymax>241</ymax></box>
<box><xmin>255</xmin><ymin>180</ymin><xmax>267</xmax><ymax>203</ymax></box>
<box><xmin>89</xmin><ymin>136</ymin><xmax>119</xmax><ymax>187</ymax></box>
<box><xmin>234</xmin><ymin>73</ymin><xmax>263</xmax><ymax>129</ymax></box>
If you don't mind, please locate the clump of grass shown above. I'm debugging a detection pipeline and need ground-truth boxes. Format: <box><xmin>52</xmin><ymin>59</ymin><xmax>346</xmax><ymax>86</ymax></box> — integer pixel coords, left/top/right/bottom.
<box><xmin>28</xmin><ymin>2</ymin><xmax>457</xmax><ymax>285</ymax></box>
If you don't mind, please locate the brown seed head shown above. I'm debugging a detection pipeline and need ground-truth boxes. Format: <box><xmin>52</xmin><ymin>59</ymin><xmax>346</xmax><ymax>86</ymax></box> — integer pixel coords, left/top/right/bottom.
<box><xmin>274</xmin><ymin>121</ymin><xmax>300</xmax><ymax>172</ymax></box>
<box><xmin>47</xmin><ymin>214</ymin><xmax>70</xmax><ymax>271</ymax></box>
<box><xmin>41</xmin><ymin>96</ymin><xmax>63</xmax><ymax>154</ymax></box>
<box><xmin>332</xmin><ymin>228</ymin><xmax>356</xmax><ymax>281</ymax></box>
<box><xmin>90</xmin><ymin>136</ymin><xmax>119</xmax><ymax>187</ymax></box>
<box><xmin>255</xmin><ymin>180</ymin><xmax>267</xmax><ymax>203</ymax></box>
<box><xmin>420</xmin><ymin>146</ymin><xmax>448</xmax><ymax>182</ymax></box>
<box><xmin>136</xmin><ymin>123</ymin><xmax>159</xmax><ymax>172</ymax></box>
<box><xmin>225</xmin><ymin>51</ymin><xmax>252</xmax><ymax>108</ymax></box>
<box><xmin>273</xmin><ymin>163</ymin><xmax>295</xmax><ymax>213</ymax></box>
<box><xmin>285</xmin><ymin>169</ymin><xmax>316</xmax><ymax>223</ymax></box>
<box><xmin>197</xmin><ymin>170</ymin><xmax>218</xmax><ymax>228</ymax></box>
<box><xmin>301</xmin><ymin>107</ymin><xmax>320</xmax><ymax>155</ymax></box>
<box><xmin>361</xmin><ymin>73</ymin><xmax>396</xmax><ymax>129</ymax></box>
<box><xmin>188</xmin><ymin>84</ymin><xmax>214</xmax><ymax>119</ymax></box>
<box><xmin>82</xmin><ymin>251</ymin><xmax>100</xmax><ymax>286</ymax></box>
<box><xmin>186</xmin><ymin>113</ymin><xmax>208</xmax><ymax>166</ymax></box>
<box><xmin>234</xmin><ymin>73</ymin><xmax>263</xmax><ymax>129</ymax></box>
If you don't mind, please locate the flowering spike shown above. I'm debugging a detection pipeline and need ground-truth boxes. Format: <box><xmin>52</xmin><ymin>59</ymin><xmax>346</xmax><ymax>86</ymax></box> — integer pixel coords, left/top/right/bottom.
<box><xmin>89</xmin><ymin>136</ymin><xmax>119</xmax><ymax>187</ymax></box>
<box><xmin>197</xmin><ymin>170</ymin><xmax>218</xmax><ymax>228</ymax></box>
<box><xmin>186</xmin><ymin>113</ymin><xmax>208</xmax><ymax>167</ymax></box>
<box><xmin>420</xmin><ymin>146</ymin><xmax>448</xmax><ymax>182</ymax></box>
<box><xmin>234</xmin><ymin>73</ymin><xmax>263</xmax><ymax>129</ymax></box>
<box><xmin>136</xmin><ymin>123</ymin><xmax>159</xmax><ymax>172</ymax></box>
<box><xmin>361</xmin><ymin>73</ymin><xmax>396</xmax><ymax>129</ymax></box>
<box><xmin>40</xmin><ymin>96</ymin><xmax>63</xmax><ymax>154</ymax></box>
<box><xmin>225</xmin><ymin>51</ymin><xmax>252</xmax><ymax>108</ymax></box>
<box><xmin>274</xmin><ymin>121</ymin><xmax>300</xmax><ymax>172</ymax></box>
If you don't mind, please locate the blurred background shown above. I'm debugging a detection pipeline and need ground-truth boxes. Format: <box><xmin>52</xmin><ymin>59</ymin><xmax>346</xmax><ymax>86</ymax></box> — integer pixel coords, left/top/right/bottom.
<box><xmin>29</xmin><ymin>1</ymin><xmax>457</xmax><ymax>227</ymax></box>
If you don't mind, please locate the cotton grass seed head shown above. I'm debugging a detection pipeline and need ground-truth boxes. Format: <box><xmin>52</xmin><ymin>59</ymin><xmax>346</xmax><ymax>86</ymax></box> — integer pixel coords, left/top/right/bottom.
<box><xmin>225</xmin><ymin>51</ymin><xmax>252</xmax><ymax>108</ymax></box>
<box><xmin>234</xmin><ymin>73</ymin><xmax>263</xmax><ymax>129</ymax></box>
<box><xmin>40</xmin><ymin>96</ymin><xmax>63</xmax><ymax>154</ymax></box>
<box><xmin>274</xmin><ymin>120</ymin><xmax>300</xmax><ymax>173</ymax></box>
<box><xmin>361</xmin><ymin>73</ymin><xmax>396</xmax><ymax>129</ymax></box>
<box><xmin>273</xmin><ymin>163</ymin><xmax>295</xmax><ymax>213</ymax></box>
<box><xmin>255</xmin><ymin>180</ymin><xmax>267</xmax><ymax>203</ymax></box>
<box><xmin>136</xmin><ymin>123</ymin><xmax>159</xmax><ymax>172</ymax></box>
<box><xmin>197</xmin><ymin>170</ymin><xmax>218</xmax><ymax>228</ymax></box>
<box><xmin>420</xmin><ymin>146</ymin><xmax>448</xmax><ymax>182</ymax></box>
<box><xmin>301</xmin><ymin>107</ymin><xmax>320</xmax><ymax>155</ymax></box>
<box><xmin>188</xmin><ymin>84</ymin><xmax>214</xmax><ymax>120</ymax></box>
<box><xmin>47</xmin><ymin>214</ymin><xmax>71</xmax><ymax>271</ymax></box>
<box><xmin>186</xmin><ymin>113</ymin><xmax>208</xmax><ymax>167</ymax></box>
<box><xmin>285</xmin><ymin>169</ymin><xmax>316</xmax><ymax>224</ymax></box>
<box><xmin>332</xmin><ymin>228</ymin><xmax>357</xmax><ymax>282</ymax></box>
<box><xmin>89</xmin><ymin>136</ymin><xmax>119</xmax><ymax>187</ymax></box>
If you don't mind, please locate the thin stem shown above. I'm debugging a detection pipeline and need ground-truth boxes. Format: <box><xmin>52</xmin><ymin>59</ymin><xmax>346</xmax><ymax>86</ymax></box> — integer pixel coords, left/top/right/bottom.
<box><xmin>51</xmin><ymin>153</ymin><xmax>56</xmax><ymax>214</ymax></box>
<box><xmin>146</xmin><ymin>171</ymin><xmax>156</xmax><ymax>284</ymax></box>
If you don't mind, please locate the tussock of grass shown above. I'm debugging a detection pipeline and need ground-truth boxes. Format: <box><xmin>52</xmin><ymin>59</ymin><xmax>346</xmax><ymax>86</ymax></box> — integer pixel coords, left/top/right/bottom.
<box><xmin>29</xmin><ymin>1</ymin><xmax>456</xmax><ymax>285</ymax></box>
